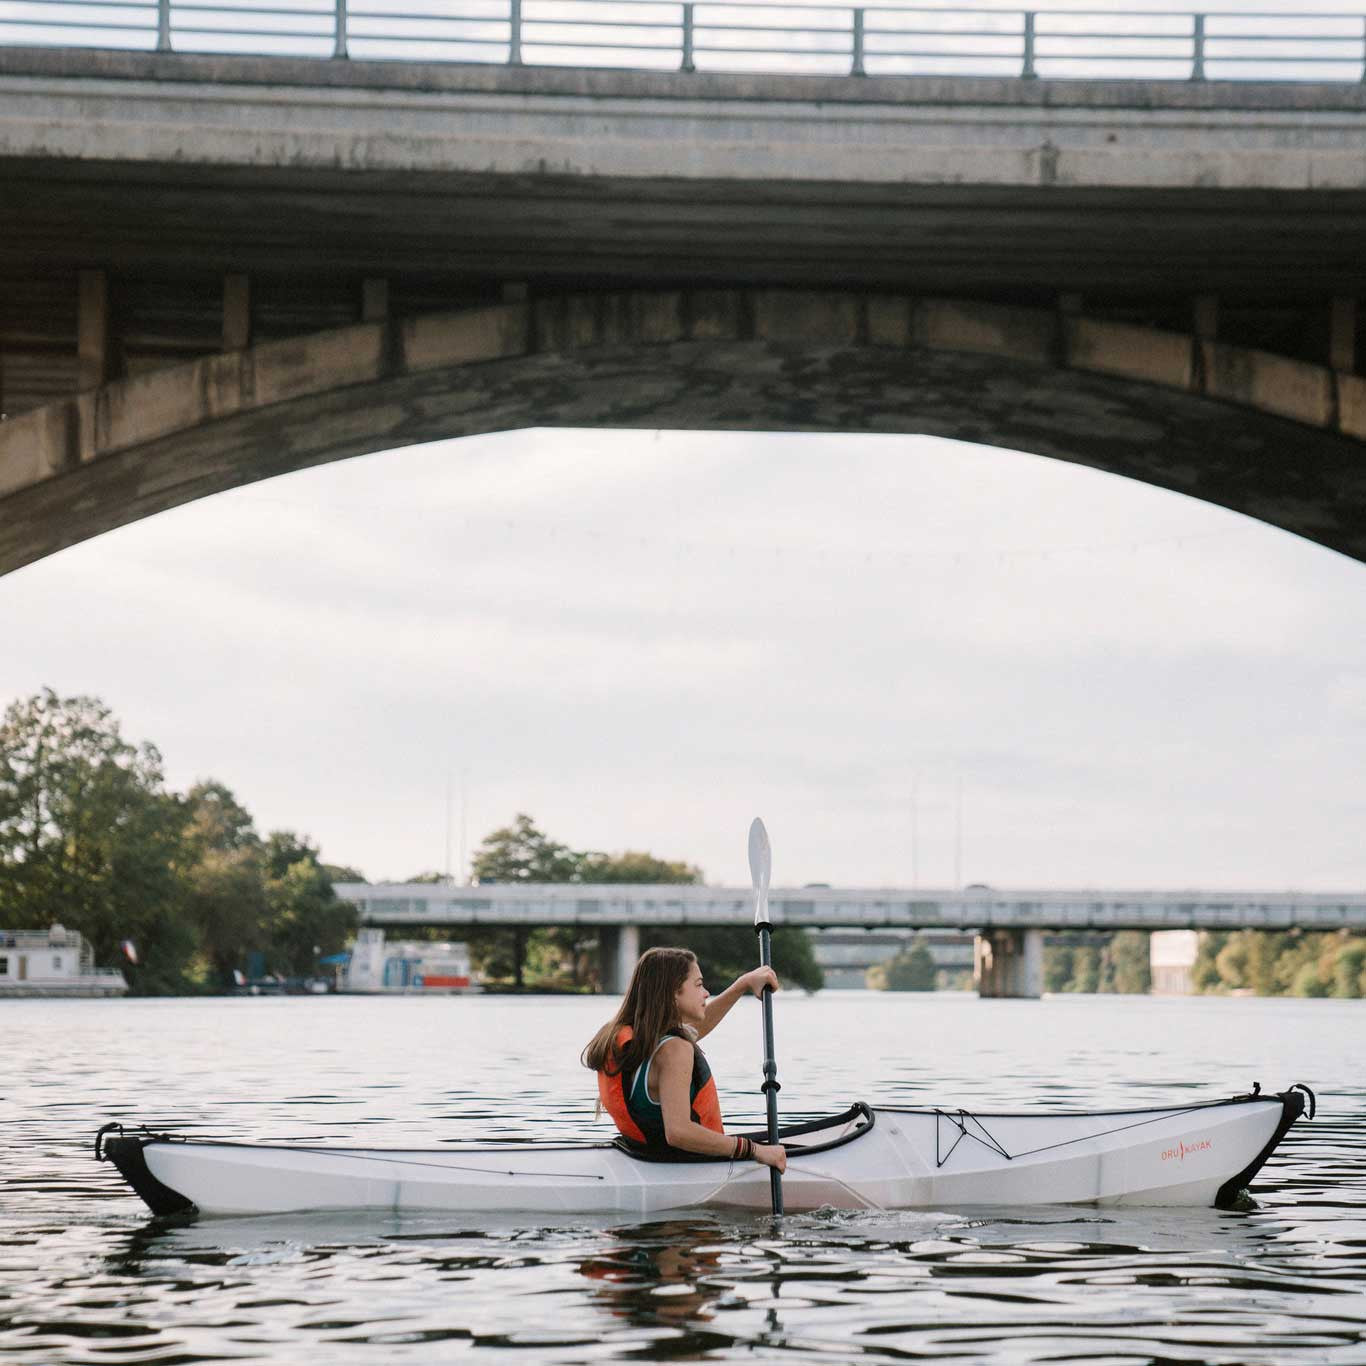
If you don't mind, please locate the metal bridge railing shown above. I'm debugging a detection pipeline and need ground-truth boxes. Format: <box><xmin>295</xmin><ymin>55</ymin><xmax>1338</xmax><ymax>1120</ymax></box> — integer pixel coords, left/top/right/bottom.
<box><xmin>1</xmin><ymin>1</ymin><xmax>1365</xmax><ymax>81</ymax></box>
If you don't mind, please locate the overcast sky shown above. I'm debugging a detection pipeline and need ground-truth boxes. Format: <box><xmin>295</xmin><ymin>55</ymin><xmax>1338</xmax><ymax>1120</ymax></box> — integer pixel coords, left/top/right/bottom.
<box><xmin>3</xmin><ymin>427</ymin><xmax>1365</xmax><ymax>892</ymax></box>
<box><xmin>4</xmin><ymin>3</ymin><xmax>1366</xmax><ymax>891</ymax></box>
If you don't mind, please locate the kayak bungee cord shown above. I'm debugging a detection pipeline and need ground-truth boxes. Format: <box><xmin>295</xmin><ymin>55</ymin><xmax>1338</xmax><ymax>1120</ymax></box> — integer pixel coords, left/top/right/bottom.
<box><xmin>748</xmin><ymin>817</ymin><xmax>783</xmax><ymax>1217</ymax></box>
<box><xmin>928</xmin><ymin>1086</ymin><xmax>1315</xmax><ymax>1167</ymax></box>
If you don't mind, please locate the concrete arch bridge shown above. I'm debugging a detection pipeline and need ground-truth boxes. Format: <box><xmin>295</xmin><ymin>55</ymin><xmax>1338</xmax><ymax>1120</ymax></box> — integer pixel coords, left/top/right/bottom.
<box><xmin>3</xmin><ymin>50</ymin><xmax>1366</xmax><ymax>571</ymax></box>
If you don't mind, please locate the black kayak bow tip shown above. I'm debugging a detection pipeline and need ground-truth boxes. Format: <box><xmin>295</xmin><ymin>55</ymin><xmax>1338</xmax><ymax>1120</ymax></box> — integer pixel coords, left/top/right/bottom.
<box><xmin>1214</xmin><ymin>1083</ymin><xmax>1315</xmax><ymax>1210</ymax></box>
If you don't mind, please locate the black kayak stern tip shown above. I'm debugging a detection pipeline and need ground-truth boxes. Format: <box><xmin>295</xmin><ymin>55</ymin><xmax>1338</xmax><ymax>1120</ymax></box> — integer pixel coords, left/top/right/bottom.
<box><xmin>96</xmin><ymin>1125</ymin><xmax>198</xmax><ymax>1221</ymax></box>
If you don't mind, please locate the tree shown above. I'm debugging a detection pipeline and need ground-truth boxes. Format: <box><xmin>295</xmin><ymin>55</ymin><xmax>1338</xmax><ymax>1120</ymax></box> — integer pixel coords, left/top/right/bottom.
<box><xmin>1068</xmin><ymin>946</ymin><xmax>1100</xmax><ymax>993</ymax></box>
<box><xmin>182</xmin><ymin>780</ymin><xmax>259</xmax><ymax>859</ymax></box>
<box><xmin>466</xmin><ymin>815</ymin><xmax>822</xmax><ymax>992</ymax></box>
<box><xmin>322</xmin><ymin>863</ymin><xmax>366</xmax><ymax>885</ymax></box>
<box><xmin>181</xmin><ymin>781</ymin><xmax>267</xmax><ymax>986</ymax></box>
<box><xmin>1333</xmin><ymin>939</ymin><xmax>1366</xmax><ymax>999</ymax></box>
<box><xmin>472</xmin><ymin>814</ymin><xmax>580</xmax><ymax>883</ymax></box>
<box><xmin>1043</xmin><ymin>944</ymin><xmax>1074</xmax><ymax>994</ymax></box>
<box><xmin>0</xmin><ymin>690</ymin><xmax>191</xmax><ymax>992</ymax></box>
<box><xmin>266</xmin><ymin>856</ymin><xmax>357</xmax><ymax>977</ymax></box>
<box><xmin>1107</xmin><ymin>931</ymin><xmax>1151</xmax><ymax>995</ymax></box>
<box><xmin>261</xmin><ymin>830</ymin><xmax>358</xmax><ymax>977</ymax></box>
<box><xmin>879</xmin><ymin>942</ymin><xmax>936</xmax><ymax>991</ymax></box>
<box><xmin>1192</xmin><ymin>930</ymin><xmax>1227</xmax><ymax>992</ymax></box>
<box><xmin>640</xmin><ymin>925</ymin><xmax>823</xmax><ymax>993</ymax></box>
<box><xmin>579</xmin><ymin>850</ymin><xmax>702</xmax><ymax>884</ymax></box>
<box><xmin>184</xmin><ymin>845</ymin><xmax>268</xmax><ymax>986</ymax></box>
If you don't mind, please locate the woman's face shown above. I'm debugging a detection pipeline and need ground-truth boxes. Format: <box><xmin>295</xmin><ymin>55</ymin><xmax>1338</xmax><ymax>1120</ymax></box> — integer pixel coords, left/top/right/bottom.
<box><xmin>673</xmin><ymin>962</ymin><xmax>709</xmax><ymax>1026</ymax></box>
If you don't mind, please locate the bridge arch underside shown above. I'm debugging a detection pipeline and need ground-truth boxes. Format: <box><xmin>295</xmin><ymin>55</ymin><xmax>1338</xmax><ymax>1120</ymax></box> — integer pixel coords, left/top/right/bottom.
<box><xmin>5</xmin><ymin>319</ymin><xmax>1366</xmax><ymax>575</ymax></box>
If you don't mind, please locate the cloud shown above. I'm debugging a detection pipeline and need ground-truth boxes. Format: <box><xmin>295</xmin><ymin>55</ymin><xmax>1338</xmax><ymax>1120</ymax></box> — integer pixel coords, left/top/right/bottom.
<box><xmin>3</xmin><ymin>428</ymin><xmax>1365</xmax><ymax>891</ymax></box>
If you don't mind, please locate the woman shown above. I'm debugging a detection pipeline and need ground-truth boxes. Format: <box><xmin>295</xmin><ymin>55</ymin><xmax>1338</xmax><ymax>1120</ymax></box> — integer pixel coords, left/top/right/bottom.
<box><xmin>582</xmin><ymin>946</ymin><xmax>787</xmax><ymax>1173</ymax></box>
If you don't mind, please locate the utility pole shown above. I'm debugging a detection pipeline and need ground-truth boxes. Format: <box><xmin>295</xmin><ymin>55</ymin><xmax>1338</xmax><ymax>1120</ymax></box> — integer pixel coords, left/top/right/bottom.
<box><xmin>910</xmin><ymin>774</ymin><xmax>920</xmax><ymax>890</ymax></box>
<box><xmin>954</xmin><ymin>775</ymin><xmax>964</xmax><ymax>890</ymax></box>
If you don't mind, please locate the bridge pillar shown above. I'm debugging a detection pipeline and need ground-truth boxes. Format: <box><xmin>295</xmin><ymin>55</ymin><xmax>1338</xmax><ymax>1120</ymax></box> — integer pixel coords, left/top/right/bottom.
<box><xmin>974</xmin><ymin>928</ymin><xmax>1044</xmax><ymax>998</ymax></box>
<box><xmin>599</xmin><ymin>924</ymin><xmax>640</xmax><ymax>995</ymax></box>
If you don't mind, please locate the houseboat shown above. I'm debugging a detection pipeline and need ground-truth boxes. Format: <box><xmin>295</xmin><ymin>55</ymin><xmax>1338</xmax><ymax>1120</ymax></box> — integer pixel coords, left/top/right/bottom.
<box><xmin>342</xmin><ymin>927</ymin><xmax>478</xmax><ymax>994</ymax></box>
<box><xmin>0</xmin><ymin>925</ymin><xmax>128</xmax><ymax>997</ymax></box>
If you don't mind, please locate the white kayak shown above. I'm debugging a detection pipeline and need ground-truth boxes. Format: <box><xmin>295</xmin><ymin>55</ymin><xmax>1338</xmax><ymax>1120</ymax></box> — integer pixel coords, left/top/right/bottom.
<box><xmin>97</xmin><ymin>1085</ymin><xmax>1312</xmax><ymax>1220</ymax></box>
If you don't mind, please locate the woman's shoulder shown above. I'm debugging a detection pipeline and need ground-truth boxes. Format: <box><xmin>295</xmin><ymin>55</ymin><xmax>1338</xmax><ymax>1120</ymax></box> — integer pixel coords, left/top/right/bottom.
<box><xmin>654</xmin><ymin>1034</ymin><xmax>694</xmax><ymax>1063</ymax></box>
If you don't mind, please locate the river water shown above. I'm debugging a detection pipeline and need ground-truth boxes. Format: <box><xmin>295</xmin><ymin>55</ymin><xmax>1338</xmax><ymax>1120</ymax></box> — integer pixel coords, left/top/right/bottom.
<box><xmin>2</xmin><ymin>992</ymin><xmax>1363</xmax><ymax>1364</ymax></box>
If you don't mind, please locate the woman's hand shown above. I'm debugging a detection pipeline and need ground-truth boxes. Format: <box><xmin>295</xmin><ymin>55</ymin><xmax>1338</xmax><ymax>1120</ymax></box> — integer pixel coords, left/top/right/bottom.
<box><xmin>753</xmin><ymin>1142</ymin><xmax>786</xmax><ymax>1174</ymax></box>
<box><xmin>742</xmin><ymin>966</ymin><xmax>779</xmax><ymax>999</ymax></box>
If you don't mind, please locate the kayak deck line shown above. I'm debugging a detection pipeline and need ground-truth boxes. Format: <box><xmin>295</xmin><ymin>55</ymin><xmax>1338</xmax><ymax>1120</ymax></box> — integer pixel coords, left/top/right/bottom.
<box><xmin>95</xmin><ymin>1086</ymin><xmax>1314</xmax><ymax>1222</ymax></box>
<box><xmin>929</xmin><ymin>1099</ymin><xmax>1266</xmax><ymax>1168</ymax></box>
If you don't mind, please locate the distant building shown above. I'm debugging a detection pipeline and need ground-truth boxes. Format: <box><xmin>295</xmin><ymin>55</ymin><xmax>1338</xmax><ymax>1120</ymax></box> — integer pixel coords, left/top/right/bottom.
<box><xmin>0</xmin><ymin>925</ymin><xmax>127</xmax><ymax>996</ymax></box>
<box><xmin>1150</xmin><ymin>930</ymin><xmax>1200</xmax><ymax>995</ymax></box>
<box><xmin>343</xmin><ymin>927</ymin><xmax>478</xmax><ymax>994</ymax></box>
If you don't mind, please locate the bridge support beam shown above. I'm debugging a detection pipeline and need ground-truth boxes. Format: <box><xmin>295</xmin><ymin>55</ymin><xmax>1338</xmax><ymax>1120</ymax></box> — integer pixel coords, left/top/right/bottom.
<box><xmin>974</xmin><ymin>928</ymin><xmax>1044</xmax><ymax>999</ymax></box>
<box><xmin>599</xmin><ymin>924</ymin><xmax>640</xmax><ymax>995</ymax></box>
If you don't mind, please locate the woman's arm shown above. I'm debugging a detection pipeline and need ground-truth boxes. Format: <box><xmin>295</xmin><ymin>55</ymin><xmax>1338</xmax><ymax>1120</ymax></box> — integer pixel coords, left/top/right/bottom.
<box><xmin>695</xmin><ymin>966</ymin><xmax>779</xmax><ymax>1041</ymax></box>
<box><xmin>655</xmin><ymin>1038</ymin><xmax>786</xmax><ymax>1172</ymax></box>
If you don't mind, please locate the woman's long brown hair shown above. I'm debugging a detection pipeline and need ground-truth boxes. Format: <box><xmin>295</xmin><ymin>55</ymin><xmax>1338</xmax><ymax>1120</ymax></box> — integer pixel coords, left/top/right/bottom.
<box><xmin>581</xmin><ymin>946</ymin><xmax>699</xmax><ymax>1082</ymax></box>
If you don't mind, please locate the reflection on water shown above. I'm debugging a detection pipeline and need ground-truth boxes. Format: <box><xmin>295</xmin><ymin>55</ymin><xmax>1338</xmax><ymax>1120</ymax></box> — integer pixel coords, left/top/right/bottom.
<box><xmin>580</xmin><ymin>1220</ymin><xmax>731</xmax><ymax>1332</ymax></box>
<box><xmin>2</xmin><ymin>993</ymin><xmax>1364</xmax><ymax>1363</ymax></box>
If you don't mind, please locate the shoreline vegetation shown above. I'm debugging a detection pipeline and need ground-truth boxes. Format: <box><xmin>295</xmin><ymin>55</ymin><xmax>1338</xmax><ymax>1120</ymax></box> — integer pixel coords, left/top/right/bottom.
<box><xmin>3</xmin><ymin>691</ymin><xmax>1362</xmax><ymax>999</ymax></box>
<box><xmin>0</xmin><ymin>692</ymin><xmax>823</xmax><ymax>995</ymax></box>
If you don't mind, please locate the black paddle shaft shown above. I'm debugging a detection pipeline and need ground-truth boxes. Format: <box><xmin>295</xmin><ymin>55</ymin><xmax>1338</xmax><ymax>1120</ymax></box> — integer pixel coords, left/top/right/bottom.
<box><xmin>756</xmin><ymin>920</ymin><xmax>784</xmax><ymax>1216</ymax></box>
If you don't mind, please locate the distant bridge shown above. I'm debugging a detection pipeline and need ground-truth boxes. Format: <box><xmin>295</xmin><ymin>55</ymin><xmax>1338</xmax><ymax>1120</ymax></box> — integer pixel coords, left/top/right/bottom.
<box><xmin>333</xmin><ymin>883</ymin><xmax>1366</xmax><ymax>997</ymax></box>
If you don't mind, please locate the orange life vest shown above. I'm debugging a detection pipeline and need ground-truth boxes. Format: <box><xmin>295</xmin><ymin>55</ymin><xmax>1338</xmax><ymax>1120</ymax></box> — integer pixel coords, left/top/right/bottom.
<box><xmin>598</xmin><ymin>1025</ymin><xmax>723</xmax><ymax>1145</ymax></box>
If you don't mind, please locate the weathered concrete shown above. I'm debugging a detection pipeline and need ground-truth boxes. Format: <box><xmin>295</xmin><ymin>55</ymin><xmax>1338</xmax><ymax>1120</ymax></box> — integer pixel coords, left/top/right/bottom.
<box><xmin>975</xmin><ymin>929</ymin><xmax>1046</xmax><ymax>999</ymax></box>
<box><xmin>8</xmin><ymin>64</ymin><xmax>1366</xmax><ymax>189</ymax></box>
<box><xmin>3</xmin><ymin>48</ymin><xmax>1366</xmax><ymax>295</ymax></box>
<box><xmin>599</xmin><ymin>924</ymin><xmax>641</xmax><ymax>997</ymax></box>
<box><xmin>5</xmin><ymin>289</ymin><xmax>1366</xmax><ymax>576</ymax></box>
<box><xmin>1</xmin><ymin>48</ymin><xmax>1364</xmax><ymax>573</ymax></box>
<box><xmin>338</xmin><ymin>882</ymin><xmax>1366</xmax><ymax>932</ymax></box>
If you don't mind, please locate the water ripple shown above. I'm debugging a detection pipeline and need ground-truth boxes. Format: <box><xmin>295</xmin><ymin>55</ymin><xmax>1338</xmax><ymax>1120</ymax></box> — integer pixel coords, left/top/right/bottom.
<box><xmin>2</xmin><ymin>995</ymin><xmax>1364</xmax><ymax>1364</ymax></box>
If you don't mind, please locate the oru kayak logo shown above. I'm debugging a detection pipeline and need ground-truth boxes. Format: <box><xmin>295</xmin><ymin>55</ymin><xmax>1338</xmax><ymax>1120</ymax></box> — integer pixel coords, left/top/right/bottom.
<box><xmin>1161</xmin><ymin>1137</ymin><xmax>1213</xmax><ymax>1162</ymax></box>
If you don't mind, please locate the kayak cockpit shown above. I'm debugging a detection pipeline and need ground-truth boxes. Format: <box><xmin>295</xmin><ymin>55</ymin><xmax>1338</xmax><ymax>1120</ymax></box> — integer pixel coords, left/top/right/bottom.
<box><xmin>611</xmin><ymin>1100</ymin><xmax>875</xmax><ymax>1164</ymax></box>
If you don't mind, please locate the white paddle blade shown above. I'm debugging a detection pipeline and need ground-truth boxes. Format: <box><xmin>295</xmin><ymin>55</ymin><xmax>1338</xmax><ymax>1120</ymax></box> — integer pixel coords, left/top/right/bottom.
<box><xmin>748</xmin><ymin>817</ymin><xmax>771</xmax><ymax>925</ymax></box>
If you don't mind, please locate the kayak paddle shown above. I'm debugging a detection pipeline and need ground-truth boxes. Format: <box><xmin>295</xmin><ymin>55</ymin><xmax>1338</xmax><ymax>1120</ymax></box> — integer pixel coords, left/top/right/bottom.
<box><xmin>748</xmin><ymin>816</ymin><xmax>783</xmax><ymax>1215</ymax></box>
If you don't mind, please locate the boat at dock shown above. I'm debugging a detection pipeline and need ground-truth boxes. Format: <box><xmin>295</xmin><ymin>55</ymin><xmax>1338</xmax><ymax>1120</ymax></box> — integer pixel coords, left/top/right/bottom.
<box><xmin>97</xmin><ymin>1084</ymin><xmax>1311</xmax><ymax>1220</ymax></box>
<box><xmin>340</xmin><ymin>928</ymin><xmax>479</xmax><ymax>994</ymax></box>
<box><xmin>1</xmin><ymin>926</ymin><xmax>127</xmax><ymax>997</ymax></box>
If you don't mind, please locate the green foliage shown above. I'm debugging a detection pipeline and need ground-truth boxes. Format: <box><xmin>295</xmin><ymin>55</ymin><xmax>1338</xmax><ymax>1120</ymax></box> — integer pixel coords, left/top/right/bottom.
<box><xmin>1192</xmin><ymin>930</ymin><xmax>1227</xmax><ymax>992</ymax></box>
<box><xmin>1188</xmin><ymin>928</ymin><xmax>1366</xmax><ymax>998</ymax></box>
<box><xmin>1043</xmin><ymin>944</ymin><xmax>1074</xmax><ymax>994</ymax></box>
<box><xmin>1069</xmin><ymin>946</ymin><xmax>1101</xmax><ymax>993</ymax></box>
<box><xmin>640</xmin><ymin>925</ymin><xmax>823</xmax><ymax>994</ymax></box>
<box><xmin>1108</xmin><ymin>931</ymin><xmax>1152</xmax><ymax>995</ymax></box>
<box><xmin>1041</xmin><ymin>933</ymin><xmax>1150</xmax><ymax>995</ymax></box>
<box><xmin>0</xmin><ymin>691</ymin><xmax>355</xmax><ymax>993</ymax></box>
<box><xmin>321</xmin><ymin>863</ymin><xmax>366</xmax><ymax>885</ymax></box>
<box><xmin>265</xmin><ymin>851</ymin><xmax>358</xmax><ymax>978</ymax></box>
<box><xmin>472</xmin><ymin>814</ymin><xmax>581</xmax><ymax>884</ymax></box>
<box><xmin>1292</xmin><ymin>961</ymin><xmax>1331</xmax><ymax>998</ymax></box>
<box><xmin>875</xmin><ymin>942</ymin><xmax>936</xmax><ymax>992</ymax></box>
<box><xmin>579</xmin><ymin>850</ymin><xmax>701</xmax><ymax>884</ymax></box>
<box><xmin>185</xmin><ymin>845</ymin><xmax>269</xmax><ymax>984</ymax></box>
<box><xmin>465</xmin><ymin>815</ymin><xmax>821</xmax><ymax>992</ymax></box>
<box><xmin>1332</xmin><ymin>939</ymin><xmax>1366</xmax><ymax>999</ymax></box>
<box><xmin>0</xmin><ymin>690</ymin><xmax>191</xmax><ymax>993</ymax></box>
